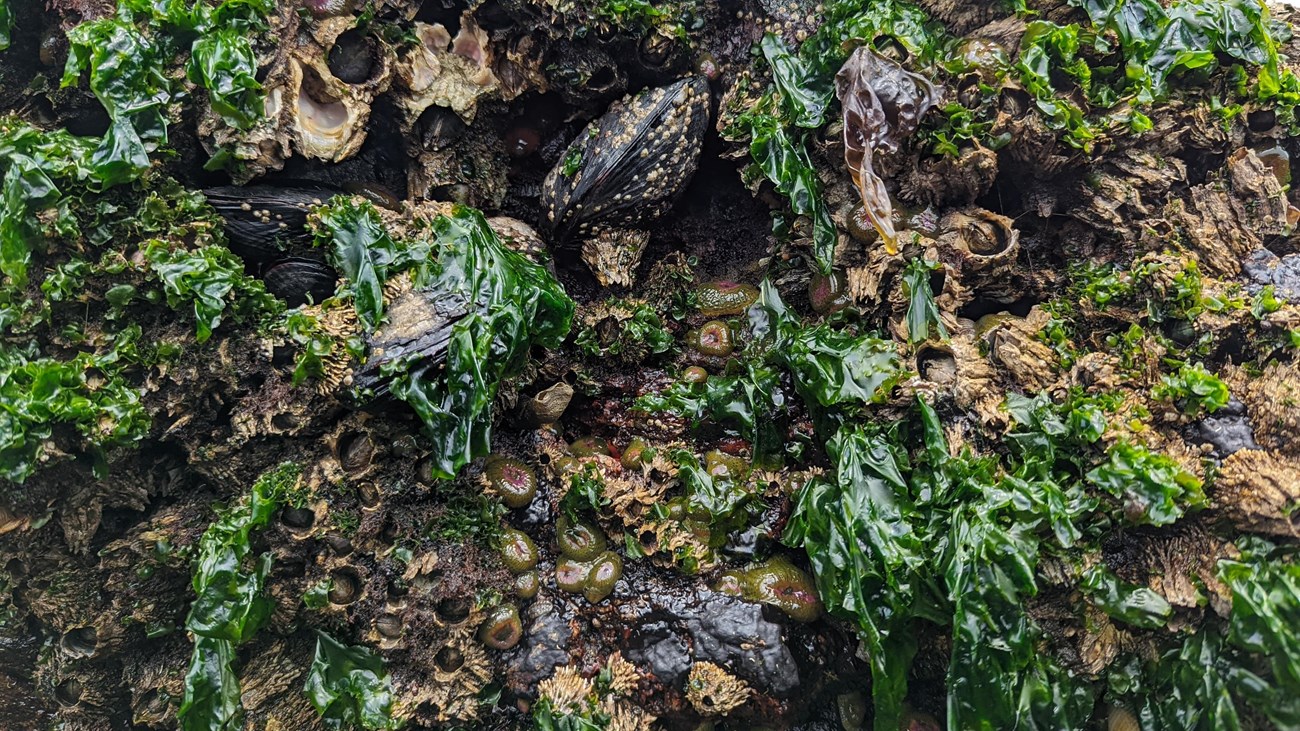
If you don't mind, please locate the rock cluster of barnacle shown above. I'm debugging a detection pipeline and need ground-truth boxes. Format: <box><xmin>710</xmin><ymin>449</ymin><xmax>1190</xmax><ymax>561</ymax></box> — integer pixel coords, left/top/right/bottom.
<box><xmin>8</xmin><ymin>0</ymin><xmax>1300</xmax><ymax>728</ymax></box>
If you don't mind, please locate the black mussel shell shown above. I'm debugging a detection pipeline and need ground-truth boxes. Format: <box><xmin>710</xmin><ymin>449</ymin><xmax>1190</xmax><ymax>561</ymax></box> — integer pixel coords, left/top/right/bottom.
<box><xmin>263</xmin><ymin>257</ymin><xmax>337</xmax><ymax>307</ymax></box>
<box><xmin>540</xmin><ymin>76</ymin><xmax>710</xmax><ymax>248</ymax></box>
<box><xmin>349</xmin><ymin>287</ymin><xmax>468</xmax><ymax>397</ymax></box>
<box><xmin>205</xmin><ymin>184</ymin><xmax>338</xmax><ymax>264</ymax></box>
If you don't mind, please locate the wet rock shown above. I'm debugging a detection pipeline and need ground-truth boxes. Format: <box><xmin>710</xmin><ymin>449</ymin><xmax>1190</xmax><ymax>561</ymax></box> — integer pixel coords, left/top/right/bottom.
<box><xmin>627</xmin><ymin>619</ymin><xmax>692</xmax><ymax>683</ymax></box>
<box><xmin>626</xmin><ymin>586</ymin><xmax>800</xmax><ymax>693</ymax></box>
<box><xmin>1193</xmin><ymin>398</ymin><xmax>1259</xmax><ymax>457</ymax></box>
<box><xmin>510</xmin><ymin>599</ymin><xmax>570</xmax><ymax>689</ymax></box>
<box><xmin>1243</xmin><ymin>249</ymin><xmax>1300</xmax><ymax>300</ymax></box>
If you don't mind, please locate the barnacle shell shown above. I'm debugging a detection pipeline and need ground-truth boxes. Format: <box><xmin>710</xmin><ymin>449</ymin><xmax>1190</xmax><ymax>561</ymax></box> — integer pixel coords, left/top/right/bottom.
<box><xmin>685</xmin><ymin>661</ymin><xmax>751</xmax><ymax>716</ymax></box>
<box><xmin>538</xmin><ymin>665</ymin><xmax>595</xmax><ymax>711</ymax></box>
<box><xmin>935</xmin><ymin>207</ymin><xmax>1020</xmax><ymax>302</ymax></box>
<box><xmin>1164</xmin><ymin>147</ymin><xmax>1289</xmax><ymax>277</ymax></box>
<box><xmin>541</xmin><ymin>77</ymin><xmax>710</xmax><ymax>248</ymax></box>
<box><xmin>899</xmin><ymin>144</ymin><xmax>999</xmax><ymax>207</ymax></box>
<box><xmin>526</xmin><ymin>382</ymin><xmax>574</xmax><ymax>424</ymax></box>
<box><xmin>924</xmin><ymin>331</ymin><xmax>1006</xmax><ymax>426</ymax></box>
<box><xmin>393</xmin><ymin>629</ymin><xmax>493</xmax><ymax>724</ymax></box>
<box><xmin>1108</xmin><ymin>706</ymin><xmax>1140</xmax><ymax>731</ymax></box>
<box><xmin>981</xmin><ymin>307</ymin><xmax>1059</xmax><ymax>395</ymax></box>
<box><xmin>395</xmin><ymin>17</ymin><xmax>498</xmax><ymax>127</ymax></box>
<box><xmin>914</xmin><ymin>0</ymin><xmax>1007</xmax><ymax>35</ymax></box>
<box><xmin>202</xmin><ymin>16</ymin><xmax>394</xmax><ymax>179</ymax></box>
<box><xmin>1216</xmin><ymin>449</ymin><xmax>1300</xmax><ymax>538</ymax></box>
<box><xmin>1067</xmin><ymin>150</ymin><xmax>1186</xmax><ymax>244</ymax></box>
<box><xmin>582</xmin><ymin>229</ymin><xmax>651</xmax><ymax>288</ymax></box>
<box><xmin>1238</xmin><ymin>360</ymin><xmax>1300</xmax><ymax>454</ymax></box>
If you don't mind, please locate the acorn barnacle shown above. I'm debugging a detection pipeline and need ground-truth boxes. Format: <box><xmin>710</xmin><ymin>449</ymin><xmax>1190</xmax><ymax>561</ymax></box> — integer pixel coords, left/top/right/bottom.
<box><xmin>541</xmin><ymin>76</ymin><xmax>710</xmax><ymax>286</ymax></box>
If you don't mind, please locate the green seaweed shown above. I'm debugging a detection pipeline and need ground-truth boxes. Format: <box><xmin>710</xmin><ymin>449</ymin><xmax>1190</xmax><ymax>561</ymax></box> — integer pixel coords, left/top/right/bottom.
<box><xmin>902</xmin><ymin>257</ymin><xmax>948</xmax><ymax>345</ymax></box>
<box><xmin>383</xmin><ymin>207</ymin><xmax>574</xmax><ymax>480</ymax></box>
<box><xmin>304</xmin><ymin>631</ymin><xmax>402</xmax><ymax>730</ymax></box>
<box><xmin>0</xmin><ymin>340</ymin><xmax>150</xmax><ymax>483</ymax></box>
<box><xmin>179</xmin><ymin>463</ymin><xmax>300</xmax><ymax>731</ymax></box>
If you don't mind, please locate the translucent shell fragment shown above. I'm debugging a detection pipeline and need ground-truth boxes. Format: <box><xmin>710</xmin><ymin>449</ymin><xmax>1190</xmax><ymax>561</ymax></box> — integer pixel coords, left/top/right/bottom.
<box><xmin>835</xmin><ymin>47</ymin><xmax>938</xmax><ymax>254</ymax></box>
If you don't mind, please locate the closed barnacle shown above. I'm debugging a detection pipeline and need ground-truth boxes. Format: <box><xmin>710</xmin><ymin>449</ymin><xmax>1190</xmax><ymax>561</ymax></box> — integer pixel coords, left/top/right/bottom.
<box><xmin>982</xmin><ymin>308</ymin><xmax>1059</xmax><ymax>395</ymax></box>
<box><xmin>1215</xmin><ymin>449</ymin><xmax>1300</xmax><ymax>538</ymax></box>
<box><xmin>201</xmin><ymin>15</ymin><xmax>396</xmax><ymax>178</ymax></box>
<box><xmin>541</xmin><ymin>77</ymin><xmax>710</xmax><ymax>284</ymax></box>
<box><xmin>581</xmin><ymin>229</ymin><xmax>651</xmax><ymax>288</ymax></box>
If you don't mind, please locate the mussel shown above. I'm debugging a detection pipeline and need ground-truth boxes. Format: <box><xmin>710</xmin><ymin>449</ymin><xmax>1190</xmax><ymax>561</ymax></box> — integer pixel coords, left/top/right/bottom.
<box><xmin>540</xmin><ymin>76</ymin><xmax>710</xmax><ymax>249</ymax></box>
<box><xmin>205</xmin><ymin>184</ymin><xmax>338</xmax><ymax>264</ymax></box>
<box><xmin>263</xmin><ymin>257</ymin><xmax>337</xmax><ymax>307</ymax></box>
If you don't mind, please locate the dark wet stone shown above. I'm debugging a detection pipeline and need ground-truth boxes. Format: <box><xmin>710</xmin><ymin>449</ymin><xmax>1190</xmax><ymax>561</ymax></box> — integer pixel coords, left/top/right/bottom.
<box><xmin>510</xmin><ymin>600</ymin><xmax>570</xmax><ymax>688</ymax></box>
<box><xmin>1195</xmin><ymin>415</ymin><xmax>1259</xmax><ymax>457</ymax></box>
<box><xmin>517</xmin><ymin>493</ymin><xmax>552</xmax><ymax>530</ymax></box>
<box><xmin>722</xmin><ymin>526</ymin><xmax>761</xmax><ymax>560</ymax></box>
<box><xmin>625</xmin><ymin>620</ymin><xmax>692</xmax><ymax>683</ymax></box>
<box><xmin>684</xmin><ymin>591</ymin><xmax>800</xmax><ymax>692</ymax></box>
<box><xmin>1243</xmin><ymin>249</ymin><xmax>1300</xmax><ymax>300</ymax></box>
<box><xmin>626</xmin><ymin>585</ymin><xmax>800</xmax><ymax>693</ymax></box>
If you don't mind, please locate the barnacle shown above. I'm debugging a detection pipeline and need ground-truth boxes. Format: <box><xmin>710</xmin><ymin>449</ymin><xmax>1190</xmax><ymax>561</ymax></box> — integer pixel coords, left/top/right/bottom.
<box><xmin>201</xmin><ymin>16</ymin><xmax>394</xmax><ymax>179</ymax></box>
<box><xmin>836</xmin><ymin>47</ymin><xmax>939</xmax><ymax>254</ymax></box>
<box><xmin>1215</xmin><ymin>449</ymin><xmax>1300</xmax><ymax>538</ymax></box>
<box><xmin>685</xmin><ymin>661</ymin><xmax>751</xmax><ymax>716</ymax></box>
<box><xmin>1164</xmin><ymin>147</ymin><xmax>1289</xmax><ymax>277</ymax></box>
<box><xmin>1239</xmin><ymin>360</ymin><xmax>1300</xmax><ymax>454</ymax></box>
<box><xmin>581</xmin><ymin>229</ymin><xmax>651</xmax><ymax>288</ymax></box>
<box><xmin>538</xmin><ymin>665</ymin><xmax>595</xmax><ymax>711</ymax></box>
<box><xmin>934</xmin><ymin>207</ymin><xmax>1020</xmax><ymax>302</ymax></box>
